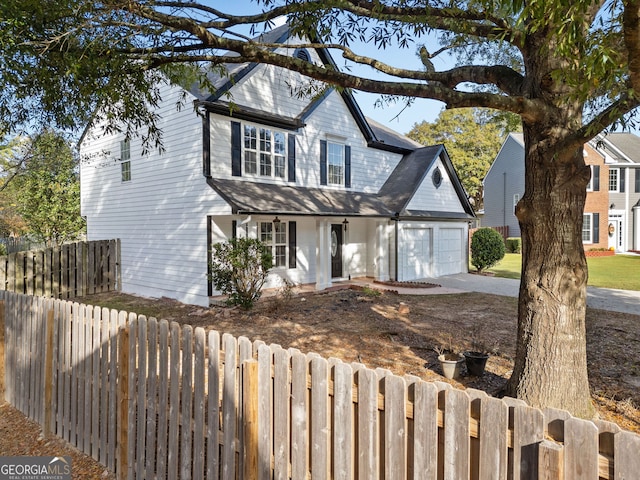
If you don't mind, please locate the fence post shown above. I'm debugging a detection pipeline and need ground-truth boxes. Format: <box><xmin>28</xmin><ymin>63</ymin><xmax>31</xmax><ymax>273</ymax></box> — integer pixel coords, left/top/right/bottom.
<box><xmin>0</xmin><ymin>300</ymin><xmax>4</xmax><ymax>404</ymax></box>
<box><xmin>538</xmin><ymin>440</ymin><xmax>563</xmax><ymax>480</ymax></box>
<box><xmin>243</xmin><ymin>359</ymin><xmax>259</xmax><ymax>480</ymax></box>
<box><xmin>117</xmin><ymin>326</ymin><xmax>130</xmax><ymax>480</ymax></box>
<box><xmin>43</xmin><ymin>309</ymin><xmax>55</xmax><ymax>436</ymax></box>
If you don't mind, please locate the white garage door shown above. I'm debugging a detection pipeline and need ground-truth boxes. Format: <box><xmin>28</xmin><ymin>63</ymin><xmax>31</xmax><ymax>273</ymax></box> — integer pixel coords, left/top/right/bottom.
<box><xmin>438</xmin><ymin>228</ymin><xmax>464</xmax><ymax>276</ymax></box>
<box><xmin>401</xmin><ymin>227</ymin><xmax>432</xmax><ymax>281</ymax></box>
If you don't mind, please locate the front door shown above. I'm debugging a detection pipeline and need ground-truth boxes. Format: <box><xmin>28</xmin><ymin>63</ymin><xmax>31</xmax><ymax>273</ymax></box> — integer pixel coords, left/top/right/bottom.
<box><xmin>608</xmin><ymin>214</ymin><xmax>624</xmax><ymax>251</ymax></box>
<box><xmin>331</xmin><ymin>224</ymin><xmax>343</xmax><ymax>278</ymax></box>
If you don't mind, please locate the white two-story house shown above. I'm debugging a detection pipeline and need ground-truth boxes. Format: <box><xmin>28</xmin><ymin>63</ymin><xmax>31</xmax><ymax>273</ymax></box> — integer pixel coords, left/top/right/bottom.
<box><xmin>79</xmin><ymin>24</ymin><xmax>475</xmax><ymax>307</ymax></box>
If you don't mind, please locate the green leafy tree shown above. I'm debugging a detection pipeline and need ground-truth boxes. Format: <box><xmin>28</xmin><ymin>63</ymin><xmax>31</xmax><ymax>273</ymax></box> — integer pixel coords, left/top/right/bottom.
<box><xmin>407</xmin><ymin>108</ymin><xmax>509</xmax><ymax>211</ymax></box>
<box><xmin>210</xmin><ymin>238</ymin><xmax>273</xmax><ymax>310</ymax></box>
<box><xmin>3</xmin><ymin>0</ymin><xmax>640</xmax><ymax>416</ymax></box>
<box><xmin>471</xmin><ymin>228</ymin><xmax>506</xmax><ymax>272</ymax></box>
<box><xmin>12</xmin><ymin>131</ymin><xmax>85</xmax><ymax>246</ymax></box>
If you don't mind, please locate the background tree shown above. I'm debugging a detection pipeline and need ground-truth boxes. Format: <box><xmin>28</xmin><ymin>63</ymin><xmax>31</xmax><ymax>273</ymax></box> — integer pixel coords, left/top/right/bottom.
<box><xmin>2</xmin><ymin>0</ymin><xmax>640</xmax><ymax>417</ymax></box>
<box><xmin>407</xmin><ymin>108</ymin><xmax>513</xmax><ymax>211</ymax></box>
<box><xmin>10</xmin><ymin>131</ymin><xmax>85</xmax><ymax>247</ymax></box>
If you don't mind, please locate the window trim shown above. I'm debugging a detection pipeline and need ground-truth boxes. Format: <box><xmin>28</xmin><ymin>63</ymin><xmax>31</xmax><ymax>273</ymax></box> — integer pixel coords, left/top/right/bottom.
<box><xmin>327</xmin><ymin>140</ymin><xmax>345</xmax><ymax>186</ymax></box>
<box><xmin>609</xmin><ymin>167</ymin><xmax>619</xmax><ymax>192</ymax></box>
<box><xmin>260</xmin><ymin>220</ymin><xmax>288</xmax><ymax>268</ymax></box>
<box><xmin>243</xmin><ymin>123</ymin><xmax>287</xmax><ymax>179</ymax></box>
<box><xmin>120</xmin><ymin>139</ymin><xmax>131</xmax><ymax>182</ymax></box>
<box><xmin>582</xmin><ymin>213</ymin><xmax>593</xmax><ymax>244</ymax></box>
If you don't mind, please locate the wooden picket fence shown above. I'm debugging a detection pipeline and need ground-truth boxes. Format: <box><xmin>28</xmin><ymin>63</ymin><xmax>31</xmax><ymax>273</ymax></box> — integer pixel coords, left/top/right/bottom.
<box><xmin>2</xmin><ymin>290</ymin><xmax>640</xmax><ymax>480</ymax></box>
<box><xmin>0</xmin><ymin>239</ymin><xmax>120</xmax><ymax>298</ymax></box>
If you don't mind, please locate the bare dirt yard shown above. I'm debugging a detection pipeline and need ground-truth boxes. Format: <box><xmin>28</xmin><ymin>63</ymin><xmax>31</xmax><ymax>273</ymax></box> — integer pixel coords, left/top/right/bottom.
<box><xmin>1</xmin><ymin>283</ymin><xmax>639</xmax><ymax>478</ymax></box>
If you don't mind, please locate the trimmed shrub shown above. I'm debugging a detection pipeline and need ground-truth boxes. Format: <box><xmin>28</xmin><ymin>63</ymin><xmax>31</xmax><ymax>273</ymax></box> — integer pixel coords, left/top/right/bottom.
<box><xmin>471</xmin><ymin>228</ymin><xmax>506</xmax><ymax>272</ymax></box>
<box><xmin>505</xmin><ymin>237</ymin><xmax>522</xmax><ymax>254</ymax></box>
<box><xmin>209</xmin><ymin>237</ymin><xmax>273</xmax><ymax>309</ymax></box>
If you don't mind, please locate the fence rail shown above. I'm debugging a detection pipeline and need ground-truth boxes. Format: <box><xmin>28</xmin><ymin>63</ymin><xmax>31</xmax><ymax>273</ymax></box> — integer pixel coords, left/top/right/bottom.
<box><xmin>0</xmin><ymin>239</ymin><xmax>120</xmax><ymax>298</ymax></box>
<box><xmin>2</xmin><ymin>290</ymin><xmax>640</xmax><ymax>479</ymax></box>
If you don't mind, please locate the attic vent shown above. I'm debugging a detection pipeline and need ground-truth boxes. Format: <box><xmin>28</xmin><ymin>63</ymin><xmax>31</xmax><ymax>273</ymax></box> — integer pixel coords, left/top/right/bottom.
<box><xmin>295</xmin><ymin>49</ymin><xmax>311</xmax><ymax>62</ymax></box>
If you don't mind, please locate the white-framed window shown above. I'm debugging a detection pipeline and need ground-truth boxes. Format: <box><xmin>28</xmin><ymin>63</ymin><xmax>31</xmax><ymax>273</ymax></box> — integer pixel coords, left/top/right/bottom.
<box><xmin>609</xmin><ymin>168</ymin><xmax>619</xmax><ymax>192</ymax></box>
<box><xmin>513</xmin><ymin>194</ymin><xmax>520</xmax><ymax>213</ymax></box>
<box><xmin>260</xmin><ymin>221</ymin><xmax>287</xmax><ymax>267</ymax></box>
<box><xmin>327</xmin><ymin>141</ymin><xmax>344</xmax><ymax>185</ymax></box>
<box><xmin>582</xmin><ymin>213</ymin><xmax>593</xmax><ymax>243</ymax></box>
<box><xmin>244</xmin><ymin>124</ymin><xmax>286</xmax><ymax>179</ymax></box>
<box><xmin>120</xmin><ymin>139</ymin><xmax>131</xmax><ymax>182</ymax></box>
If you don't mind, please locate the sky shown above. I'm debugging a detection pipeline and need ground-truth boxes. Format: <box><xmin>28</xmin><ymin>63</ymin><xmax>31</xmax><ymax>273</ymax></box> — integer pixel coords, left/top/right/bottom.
<box><xmin>213</xmin><ymin>1</ymin><xmax>450</xmax><ymax>136</ymax></box>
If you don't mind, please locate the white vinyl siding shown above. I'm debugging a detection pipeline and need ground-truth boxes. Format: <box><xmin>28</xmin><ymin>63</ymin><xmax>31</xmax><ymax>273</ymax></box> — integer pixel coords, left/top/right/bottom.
<box><xmin>406</xmin><ymin>159</ymin><xmax>465</xmax><ymax>213</ymax></box>
<box><xmin>80</xmin><ymin>81</ymin><xmax>226</xmax><ymax>307</ymax></box>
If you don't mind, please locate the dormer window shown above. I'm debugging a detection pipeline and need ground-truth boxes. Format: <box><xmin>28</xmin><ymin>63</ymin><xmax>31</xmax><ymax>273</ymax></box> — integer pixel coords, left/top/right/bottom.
<box><xmin>295</xmin><ymin>49</ymin><xmax>311</xmax><ymax>62</ymax></box>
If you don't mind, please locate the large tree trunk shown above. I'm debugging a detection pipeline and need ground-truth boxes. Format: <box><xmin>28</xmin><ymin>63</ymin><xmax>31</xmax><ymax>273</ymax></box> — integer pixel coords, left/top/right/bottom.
<box><xmin>505</xmin><ymin>122</ymin><xmax>595</xmax><ymax>418</ymax></box>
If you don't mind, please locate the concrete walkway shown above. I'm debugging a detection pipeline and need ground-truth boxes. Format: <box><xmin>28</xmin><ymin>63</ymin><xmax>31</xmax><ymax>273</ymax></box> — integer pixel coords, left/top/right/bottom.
<box><xmin>358</xmin><ymin>273</ymin><xmax>638</xmax><ymax>315</ymax></box>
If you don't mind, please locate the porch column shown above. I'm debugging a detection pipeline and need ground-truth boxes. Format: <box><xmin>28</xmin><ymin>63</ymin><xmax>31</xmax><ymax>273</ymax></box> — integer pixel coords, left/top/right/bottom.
<box><xmin>375</xmin><ymin>220</ymin><xmax>391</xmax><ymax>282</ymax></box>
<box><xmin>316</xmin><ymin>219</ymin><xmax>331</xmax><ymax>290</ymax></box>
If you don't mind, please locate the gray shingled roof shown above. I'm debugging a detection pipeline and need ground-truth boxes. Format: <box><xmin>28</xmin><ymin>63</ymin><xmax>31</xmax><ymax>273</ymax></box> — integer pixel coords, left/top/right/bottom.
<box><xmin>600</xmin><ymin>133</ymin><xmax>640</xmax><ymax>163</ymax></box>
<box><xmin>208</xmin><ymin>145</ymin><xmax>475</xmax><ymax>219</ymax></box>
<box><xmin>207</xmin><ymin>178</ymin><xmax>393</xmax><ymax>217</ymax></box>
<box><xmin>366</xmin><ymin>117</ymin><xmax>422</xmax><ymax>151</ymax></box>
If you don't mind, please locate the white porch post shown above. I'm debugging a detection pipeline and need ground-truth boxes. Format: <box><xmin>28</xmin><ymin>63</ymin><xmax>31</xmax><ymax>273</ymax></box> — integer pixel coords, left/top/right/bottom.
<box><xmin>316</xmin><ymin>219</ymin><xmax>331</xmax><ymax>290</ymax></box>
<box><xmin>375</xmin><ymin>220</ymin><xmax>391</xmax><ymax>282</ymax></box>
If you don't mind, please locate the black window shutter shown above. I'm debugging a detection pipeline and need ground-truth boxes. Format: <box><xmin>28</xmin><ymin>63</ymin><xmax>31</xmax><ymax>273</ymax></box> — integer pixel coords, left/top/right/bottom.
<box><xmin>344</xmin><ymin>145</ymin><xmax>351</xmax><ymax>188</ymax></box>
<box><xmin>635</xmin><ymin>168</ymin><xmax>640</xmax><ymax>192</ymax></box>
<box><xmin>593</xmin><ymin>213</ymin><xmax>599</xmax><ymax>243</ymax></box>
<box><xmin>592</xmin><ymin>165</ymin><xmax>600</xmax><ymax>191</ymax></box>
<box><xmin>232</xmin><ymin>220</ymin><xmax>237</xmax><ymax>240</ymax></box>
<box><xmin>288</xmin><ymin>134</ymin><xmax>296</xmax><ymax>182</ymax></box>
<box><xmin>203</xmin><ymin>111</ymin><xmax>211</xmax><ymax>177</ymax></box>
<box><xmin>320</xmin><ymin>140</ymin><xmax>327</xmax><ymax>185</ymax></box>
<box><xmin>231</xmin><ymin>121</ymin><xmax>242</xmax><ymax>177</ymax></box>
<box><xmin>288</xmin><ymin>221</ymin><xmax>297</xmax><ymax>269</ymax></box>
<box><xmin>620</xmin><ymin>168</ymin><xmax>626</xmax><ymax>192</ymax></box>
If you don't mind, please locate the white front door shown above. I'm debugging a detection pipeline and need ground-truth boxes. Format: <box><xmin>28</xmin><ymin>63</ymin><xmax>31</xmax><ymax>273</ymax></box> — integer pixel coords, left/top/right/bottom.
<box><xmin>608</xmin><ymin>213</ymin><xmax>624</xmax><ymax>251</ymax></box>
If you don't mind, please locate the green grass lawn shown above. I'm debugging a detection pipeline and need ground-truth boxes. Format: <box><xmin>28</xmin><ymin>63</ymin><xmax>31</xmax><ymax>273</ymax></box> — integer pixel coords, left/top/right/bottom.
<box><xmin>477</xmin><ymin>253</ymin><xmax>640</xmax><ymax>291</ymax></box>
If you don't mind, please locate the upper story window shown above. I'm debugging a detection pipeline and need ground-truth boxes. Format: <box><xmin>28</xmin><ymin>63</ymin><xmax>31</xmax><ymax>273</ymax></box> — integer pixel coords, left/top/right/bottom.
<box><xmin>244</xmin><ymin>125</ymin><xmax>286</xmax><ymax>179</ymax></box>
<box><xmin>120</xmin><ymin>139</ymin><xmax>131</xmax><ymax>182</ymax></box>
<box><xmin>609</xmin><ymin>168</ymin><xmax>619</xmax><ymax>192</ymax></box>
<box><xmin>327</xmin><ymin>142</ymin><xmax>345</xmax><ymax>185</ymax></box>
<box><xmin>513</xmin><ymin>194</ymin><xmax>520</xmax><ymax>213</ymax></box>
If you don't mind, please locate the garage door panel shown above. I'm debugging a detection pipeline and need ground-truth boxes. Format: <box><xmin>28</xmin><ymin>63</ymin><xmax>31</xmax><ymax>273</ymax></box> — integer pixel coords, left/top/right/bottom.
<box><xmin>437</xmin><ymin>228</ymin><xmax>463</xmax><ymax>276</ymax></box>
<box><xmin>401</xmin><ymin>227</ymin><xmax>432</xmax><ymax>281</ymax></box>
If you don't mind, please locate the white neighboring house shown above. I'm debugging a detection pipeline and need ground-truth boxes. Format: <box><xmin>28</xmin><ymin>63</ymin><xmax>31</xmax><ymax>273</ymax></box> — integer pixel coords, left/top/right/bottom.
<box><xmin>79</xmin><ymin>24</ymin><xmax>475</xmax><ymax>307</ymax></box>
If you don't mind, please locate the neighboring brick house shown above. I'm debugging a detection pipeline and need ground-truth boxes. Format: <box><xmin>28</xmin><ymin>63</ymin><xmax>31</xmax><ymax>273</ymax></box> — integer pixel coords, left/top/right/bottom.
<box><xmin>482</xmin><ymin>134</ymin><xmax>610</xmax><ymax>252</ymax></box>
<box><xmin>583</xmin><ymin>144</ymin><xmax>609</xmax><ymax>250</ymax></box>
<box><xmin>593</xmin><ymin>132</ymin><xmax>640</xmax><ymax>252</ymax></box>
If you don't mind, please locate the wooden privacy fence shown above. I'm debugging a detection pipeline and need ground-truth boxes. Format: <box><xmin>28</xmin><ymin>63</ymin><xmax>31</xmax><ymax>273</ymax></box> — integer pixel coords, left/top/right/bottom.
<box><xmin>2</xmin><ymin>290</ymin><xmax>640</xmax><ymax>480</ymax></box>
<box><xmin>0</xmin><ymin>239</ymin><xmax>120</xmax><ymax>298</ymax></box>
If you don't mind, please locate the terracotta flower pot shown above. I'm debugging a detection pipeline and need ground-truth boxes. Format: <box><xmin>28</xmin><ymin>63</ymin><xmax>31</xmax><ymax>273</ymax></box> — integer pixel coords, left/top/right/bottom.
<box><xmin>463</xmin><ymin>351</ymin><xmax>489</xmax><ymax>376</ymax></box>
<box><xmin>438</xmin><ymin>353</ymin><xmax>464</xmax><ymax>379</ymax></box>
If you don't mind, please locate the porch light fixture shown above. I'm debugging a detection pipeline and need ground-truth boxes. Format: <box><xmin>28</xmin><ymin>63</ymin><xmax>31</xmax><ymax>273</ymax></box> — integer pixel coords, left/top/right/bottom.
<box><xmin>342</xmin><ymin>218</ymin><xmax>349</xmax><ymax>232</ymax></box>
<box><xmin>273</xmin><ymin>216</ymin><xmax>281</xmax><ymax>225</ymax></box>
<box><xmin>610</xmin><ymin>203</ymin><xmax>615</xmax><ymax>209</ymax></box>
